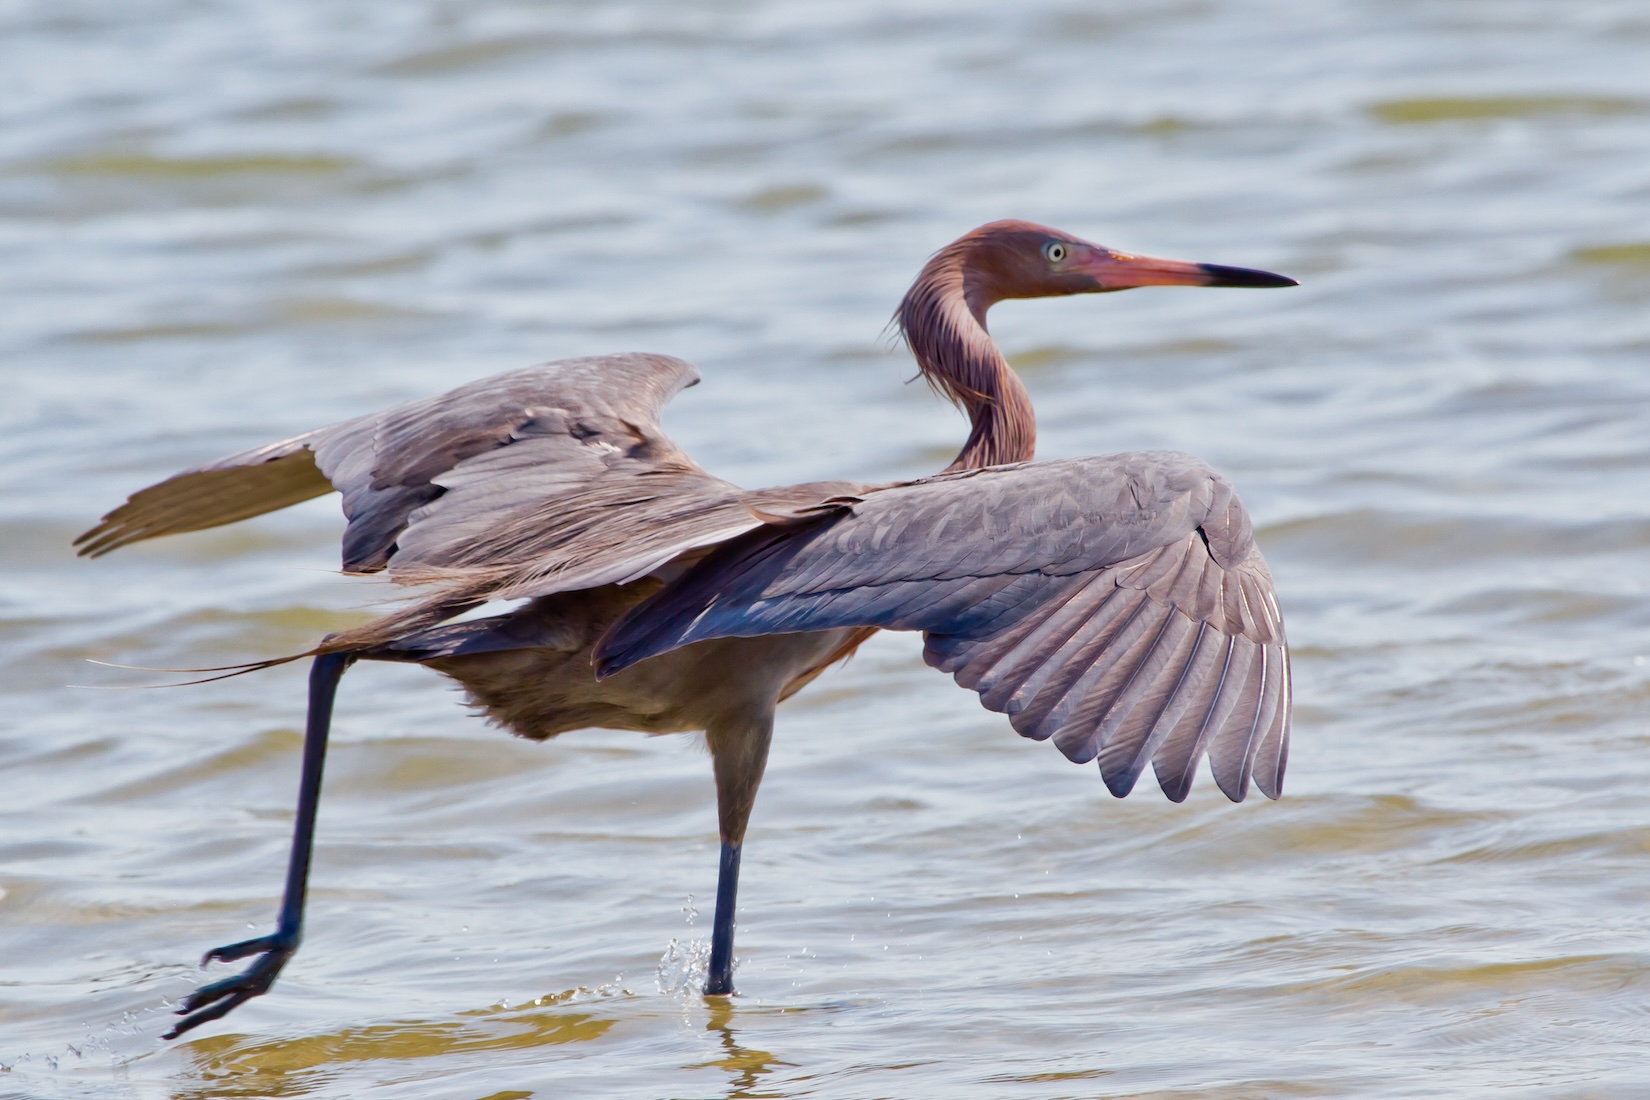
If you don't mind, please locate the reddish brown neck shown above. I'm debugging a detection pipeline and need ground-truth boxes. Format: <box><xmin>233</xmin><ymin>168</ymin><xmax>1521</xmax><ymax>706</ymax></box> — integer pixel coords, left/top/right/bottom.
<box><xmin>898</xmin><ymin>253</ymin><xmax>1037</xmax><ymax>473</ymax></box>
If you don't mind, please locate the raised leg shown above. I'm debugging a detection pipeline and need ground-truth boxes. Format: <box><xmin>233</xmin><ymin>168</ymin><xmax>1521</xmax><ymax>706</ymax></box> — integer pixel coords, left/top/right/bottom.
<box><xmin>166</xmin><ymin>651</ymin><xmax>354</xmax><ymax>1039</ymax></box>
<box><xmin>702</xmin><ymin>708</ymin><xmax>774</xmax><ymax>998</ymax></box>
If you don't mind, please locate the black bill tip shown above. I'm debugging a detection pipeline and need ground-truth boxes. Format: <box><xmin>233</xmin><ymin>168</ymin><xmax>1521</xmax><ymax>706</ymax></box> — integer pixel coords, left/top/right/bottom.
<box><xmin>1198</xmin><ymin>263</ymin><xmax>1298</xmax><ymax>288</ymax></box>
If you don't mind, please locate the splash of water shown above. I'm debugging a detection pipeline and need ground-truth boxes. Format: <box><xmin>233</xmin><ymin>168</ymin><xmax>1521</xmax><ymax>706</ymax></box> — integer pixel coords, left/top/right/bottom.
<box><xmin>655</xmin><ymin>893</ymin><xmax>728</xmax><ymax>997</ymax></box>
<box><xmin>656</xmin><ymin>936</ymin><xmax>716</xmax><ymax>997</ymax></box>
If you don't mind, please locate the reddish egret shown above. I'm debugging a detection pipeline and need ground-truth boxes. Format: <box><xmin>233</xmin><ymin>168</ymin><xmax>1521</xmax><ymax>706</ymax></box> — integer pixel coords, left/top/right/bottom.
<box><xmin>78</xmin><ymin>220</ymin><xmax>1296</xmax><ymax>1038</ymax></box>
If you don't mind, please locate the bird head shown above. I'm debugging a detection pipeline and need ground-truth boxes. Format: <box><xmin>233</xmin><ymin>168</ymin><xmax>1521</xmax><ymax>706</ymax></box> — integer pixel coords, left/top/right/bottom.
<box><xmin>948</xmin><ymin>219</ymin><xmax>1295</xmax><ymax>316</ymax></box>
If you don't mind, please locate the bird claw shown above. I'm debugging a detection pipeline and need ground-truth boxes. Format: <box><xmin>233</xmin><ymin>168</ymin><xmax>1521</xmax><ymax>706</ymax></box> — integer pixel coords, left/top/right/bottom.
<box><xmin>164</xmin><ymin>933</ymin><xmax>297</xmax><ymax>1040</ymax></box>
<box><xmin>202</xmin><ymin>931</ymin><xmax>288</xmax><ymax>965</ymax></box>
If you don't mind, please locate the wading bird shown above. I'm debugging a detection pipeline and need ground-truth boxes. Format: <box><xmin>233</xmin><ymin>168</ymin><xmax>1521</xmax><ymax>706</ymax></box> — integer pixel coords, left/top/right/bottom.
<box><xmin>79</xmin><ymin>221</ymin><xmax>1296</xmax><ymax>1038</ymax></box>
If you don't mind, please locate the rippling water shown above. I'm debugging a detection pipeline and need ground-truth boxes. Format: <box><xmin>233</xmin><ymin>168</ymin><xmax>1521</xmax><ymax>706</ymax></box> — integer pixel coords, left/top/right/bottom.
<box><xmin>5</xmin><ymin>2</ymin><xmax>1650</xmax><ymax>1097</ymax></box>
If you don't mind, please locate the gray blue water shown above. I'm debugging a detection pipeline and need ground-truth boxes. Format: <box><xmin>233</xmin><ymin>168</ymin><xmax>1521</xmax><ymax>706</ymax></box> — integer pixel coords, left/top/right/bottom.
<box><xmin>4</xmin><ymin>2</ymin><xmax>1650</xmax><ymax>1096</ymax></box>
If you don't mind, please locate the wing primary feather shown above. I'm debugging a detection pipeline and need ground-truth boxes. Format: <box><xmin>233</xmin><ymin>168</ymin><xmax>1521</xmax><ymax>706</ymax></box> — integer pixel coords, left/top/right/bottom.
<box><xmin>1153</xmin><ymin>632</ymin><xmax>1241</xmax><ymax>803</ymax></box>
<box><xmin>1192</xmin><ymin>543</ymin><xmax>1226</xmax><ymax>621</ymax></box>
<box><xmin>1235</xmin><ymin>572</ymin><xmax>1268</xmax><ymax>642</ymax></box>
<box><xmin>1048</xmin><ymin>600</ymin><xmax>1179</xmax><ymax>774</ymax></box>
<box><xmin>1089</xmin><ymin>612</ymin><xmax>1199</xmax><ymax>796</ymax></box>
<box><xmin>78</xmin><ymin>476</ymin><xmax>283</xmax><ymax>554</ymax></box>
<box><xmin>1045</xmin><ymin>599</ymin><xmax>1174</xmax><ymax>764</ymax></box>
<box><xmin>1220</xmin><ymin>568</ymin><xmax>1250</xmax><ymax>638</ymax></box>
<box><xmin>1244</xmin><ymin>645</ymin><xmax>1286</xmax><ymax>796</ymax></box>
<box><xmin>1134</xmin><ymin>622</ymin><xmax>1222</xmax><ymax>801</ymax></box>
<box><xmin>77</xmin><ymin>443</ymin><xmax>333</xmax><ymax>557</ymax></box>
<box><xmin>1208</xmin><ymin>643</ymin><xmax>1274</xmax><ymax>801</ymax></box>
<box><xmin>1251</xmin><ymin>646</ymin><xmax>1291</xmax><ymax>799</ymax></box>
<box><xmin>1176</xmin><ymin>639</ymin><xmax>1255</xmax><ymax>802</ymax></box>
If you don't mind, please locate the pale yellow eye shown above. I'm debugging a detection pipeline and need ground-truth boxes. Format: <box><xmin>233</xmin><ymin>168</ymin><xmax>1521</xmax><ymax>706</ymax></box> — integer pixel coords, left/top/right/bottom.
<box><xmin>1043</xmin><ymin>241</ymin><xmax>1067</xmax><ymax>263</ymax></box>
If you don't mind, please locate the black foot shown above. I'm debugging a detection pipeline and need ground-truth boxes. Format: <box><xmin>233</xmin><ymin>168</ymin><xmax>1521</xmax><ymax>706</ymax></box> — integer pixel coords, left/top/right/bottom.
<box><xmin>164</xmin><ymin>932</ymin><xmax>297</xmax><ymax>1040</ymax></box>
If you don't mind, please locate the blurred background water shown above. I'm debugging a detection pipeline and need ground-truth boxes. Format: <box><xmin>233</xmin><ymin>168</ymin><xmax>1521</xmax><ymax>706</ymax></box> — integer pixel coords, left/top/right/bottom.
<box><xmin>4</xmin><ymin>1</ymin><xmax>1650</xmax><ymax>1097</ymax></box>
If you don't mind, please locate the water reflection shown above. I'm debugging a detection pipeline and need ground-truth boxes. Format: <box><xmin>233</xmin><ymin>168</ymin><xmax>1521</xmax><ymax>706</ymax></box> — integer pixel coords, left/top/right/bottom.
<box><xmin>170</xmin><ymin>993</ymin><xmax>614</xmax><ymax>1100</ymax></box>
<box><xmin>689</xmin><ymin>1000</ymin><xmax>796</xmax><ymax>1100</ymax></box>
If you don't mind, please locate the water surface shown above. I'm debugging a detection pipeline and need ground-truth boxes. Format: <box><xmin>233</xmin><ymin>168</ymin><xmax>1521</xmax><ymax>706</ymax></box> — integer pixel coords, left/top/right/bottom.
<box><xmin>4</xmin><ymin>2</ymin><xmax>1650</xmax><ymax>1097</ymax></box>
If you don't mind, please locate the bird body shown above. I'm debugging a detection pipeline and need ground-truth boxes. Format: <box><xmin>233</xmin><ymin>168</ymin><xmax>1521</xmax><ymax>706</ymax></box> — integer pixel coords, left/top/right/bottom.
<box><xmin>79</xmin><ymin>221</ymin><xmax>1296</xmax><ymax>1037</ymax></box>
<box><xmin>386</xmin><ymin>586</ymin><xmax>864</xmax><ymax>741</ymax></box>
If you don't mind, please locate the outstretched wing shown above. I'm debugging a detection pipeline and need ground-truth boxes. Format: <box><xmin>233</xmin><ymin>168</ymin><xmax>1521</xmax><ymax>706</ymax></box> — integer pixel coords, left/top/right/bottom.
<box><xmin>598</xmin><ymin>453</ymin><xmax>1290</xmax><ymax>803</ymax></box>
<box><xmin>75</xmin><ymin>354</ymin><xmax>828</xmax><ymax>595</ymax></box>
<box><xmin>73</xmin><ymin>430</ymin><xmax>336</xmax><ymax>559</ymax></box>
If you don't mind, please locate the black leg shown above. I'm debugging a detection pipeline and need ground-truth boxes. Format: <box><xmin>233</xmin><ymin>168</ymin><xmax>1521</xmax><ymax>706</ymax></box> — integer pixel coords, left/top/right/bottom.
<box><xmin>704</xmin><ymin>841</ymin><xmax>742</xmax><ymax>996</ymax></box>
<box><xmin>165</xmin><ymin>651</ymin><xmax>353</xmax><ymax>1040</ymax></box>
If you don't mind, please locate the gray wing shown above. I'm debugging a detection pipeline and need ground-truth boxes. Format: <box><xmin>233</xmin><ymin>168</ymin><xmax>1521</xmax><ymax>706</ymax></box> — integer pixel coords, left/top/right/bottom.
<box><xmin>598</xmin><ymin>453</ymin><xmax>1290</xmax><ymax>803</ymax></box>
<box><xmin>75</xmin><ymin>354</ymin><xmax>796</xmax><ymax>592</ymax></box>
<box><xmin>73</xmin><ymin>431</ymin><xmax>336</xmax><ymax>558</ymax></box>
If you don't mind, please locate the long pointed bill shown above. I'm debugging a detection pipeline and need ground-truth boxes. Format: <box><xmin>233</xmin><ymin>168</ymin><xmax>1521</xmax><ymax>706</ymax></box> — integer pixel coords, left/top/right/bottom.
<box><xmin>1080</xmin><ymin>250</ymin><xmax>1297</xmax><ymax>289</ymax></box>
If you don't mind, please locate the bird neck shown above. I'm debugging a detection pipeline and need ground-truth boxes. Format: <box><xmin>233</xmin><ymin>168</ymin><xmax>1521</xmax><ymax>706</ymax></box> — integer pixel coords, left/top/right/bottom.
<box><xmin>899</xmin><ymin>262</ymin><xmax>1037</xmax><ymax>473</ymax></box>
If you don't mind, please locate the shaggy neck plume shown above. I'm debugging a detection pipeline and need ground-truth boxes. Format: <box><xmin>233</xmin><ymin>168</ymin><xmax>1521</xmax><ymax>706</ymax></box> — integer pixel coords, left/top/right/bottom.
<box><xmin>897</xmin><ymin>239</ymin><xmax>1036</xmax><ymax>472</ymax></box>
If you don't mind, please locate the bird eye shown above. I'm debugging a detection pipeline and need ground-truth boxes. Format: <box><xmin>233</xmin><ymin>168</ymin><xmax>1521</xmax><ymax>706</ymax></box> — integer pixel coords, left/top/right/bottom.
<box><xmin>1043</xmin><ymin>242</ymin><xmax>1067</xmax><ymax>263</ymax></box>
